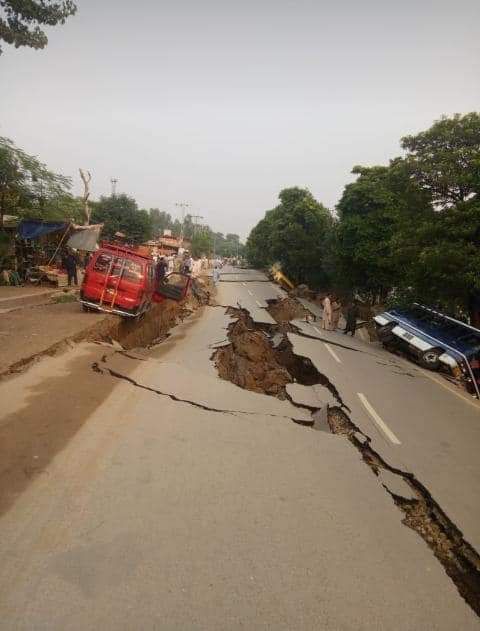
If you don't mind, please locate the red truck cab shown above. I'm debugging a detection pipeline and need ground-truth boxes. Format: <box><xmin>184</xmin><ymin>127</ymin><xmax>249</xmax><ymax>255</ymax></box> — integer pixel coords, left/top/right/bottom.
<box><xmin>80</xmin><ymin>243</ymin><xmax>191</xmax><ymax>317</ymax></box>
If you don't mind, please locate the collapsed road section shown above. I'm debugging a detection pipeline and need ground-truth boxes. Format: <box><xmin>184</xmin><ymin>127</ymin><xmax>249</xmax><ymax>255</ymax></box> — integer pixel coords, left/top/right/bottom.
<box><xmin>2</xmin><ymin>272</ymin><xmax>479</xmax><ymax>629</ymax></box>
<box><xmin>212</xmin><ymin>296</ymin><xmax>480</xmax><ymax>617</ymax></box>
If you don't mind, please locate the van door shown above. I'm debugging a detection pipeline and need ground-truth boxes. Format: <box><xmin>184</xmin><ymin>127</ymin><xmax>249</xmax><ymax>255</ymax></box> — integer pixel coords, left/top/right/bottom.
<box><xmin>153</xmin><ymin>272</ymin><xmax>191</xmax><ymax>303</ymax></box>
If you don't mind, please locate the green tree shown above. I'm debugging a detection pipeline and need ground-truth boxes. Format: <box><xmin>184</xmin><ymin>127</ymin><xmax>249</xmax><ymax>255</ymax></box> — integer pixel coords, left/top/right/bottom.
<box><xmin>401</xmin><ymin>112</ymin><xmax>480</xmax><ymax>208</ymax></box>
<box><xmin>332</xmin><ymin>161</ymin><xmax>432</xmax><ymax>301</ymax></box>
<box><xmin>0</xmin><ymin>136</ymin><xmax>71</xmax><ymax>226</ymax></box>
<box><xmin>246</xmin><ymin>187</ymin><xmax>332</xmax><ymax>286</ymax></box>
<box><xmin>246</xmin><ymin>212</ymin><xmax>275</xmax><ymax>267</ymax></box>
<box><xmin>91</xmin><ymin>195</ymin><xmax>153</xmax><ymax>244</ymax></box>
<box><xmin>149</xmin><ymin>208</ymin><xmax>173</xmax><ymax>237</ymax></box>
<box><xmin>191</xmin><ymin>230</ymin><xmax>213</xmax><ymax>257</ymax></box>
<box><xmin>0</xmin><ymin>0</ymin><xmax>77</xmax><ymax>54</ymax></box>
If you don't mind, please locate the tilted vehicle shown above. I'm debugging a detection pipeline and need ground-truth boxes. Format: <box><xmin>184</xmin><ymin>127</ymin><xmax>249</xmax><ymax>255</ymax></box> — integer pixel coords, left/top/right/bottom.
<box><xmin>80</xmin><ymin>243</ymin><xmax>191</xmax><ymax>317</ymax></box>
<box><xmin>374</xmin><ymin>303</ymin><xmax>480</xmax><ymax>398</ymax></box>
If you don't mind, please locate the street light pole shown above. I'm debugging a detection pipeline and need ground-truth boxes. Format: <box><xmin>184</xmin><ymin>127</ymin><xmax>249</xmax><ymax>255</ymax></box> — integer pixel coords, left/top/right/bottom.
<box><xmin>175</xmin><ymin>202</ymin><xmax>190</xmax><ymax>246</ymax></box>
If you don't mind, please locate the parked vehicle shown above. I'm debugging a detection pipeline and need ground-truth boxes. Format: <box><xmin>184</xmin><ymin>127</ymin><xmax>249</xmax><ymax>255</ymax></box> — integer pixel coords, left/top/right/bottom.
<box><xmin>80</xmin><ymin>244</ymin><xmax>191</xmax><ymax>317</ymax></box>
<box><xmin>374</xmin><ymin>303</ymin><xmax>480</xmax><ymax>398</ymax></box>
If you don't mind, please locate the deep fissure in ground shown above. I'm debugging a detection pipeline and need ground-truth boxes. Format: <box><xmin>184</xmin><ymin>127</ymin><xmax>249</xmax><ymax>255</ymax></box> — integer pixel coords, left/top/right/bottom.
<box><xmin>213</xmin><ymin>298</ymin><xmax>480</xmax><ymax>617</ymax></box>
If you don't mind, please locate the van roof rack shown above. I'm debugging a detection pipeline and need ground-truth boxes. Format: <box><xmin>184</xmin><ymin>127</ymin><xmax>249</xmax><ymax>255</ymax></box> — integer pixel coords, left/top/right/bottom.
<box><xmin>101</xmin><ymin>242</ymin><xmax>152</xmax><ymax>260</ymax></box>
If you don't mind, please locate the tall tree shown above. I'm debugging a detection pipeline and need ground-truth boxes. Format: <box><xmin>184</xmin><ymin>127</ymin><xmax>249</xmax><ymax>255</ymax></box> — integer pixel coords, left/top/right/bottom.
<box><xmin>0</xmin><ymin>0</ymin><xmax>77</xmax><ymax>54</ymax></box>
<box><xmin>246</xmin><ymin>187</ymin><xmax>332</xmax><ymax>286</ymax></box>
<box><xmin>0</xmin><ymin>136</ymin><xmax>71</xmax><ymax>226</ymax></box>
<box><xmin>191</xmin><ymin>230</ymin><xmax>213</xmax><ymax>258</ymax></box>
<box><xmin>401</xmin><ymin>112</ymin><xmax>480</xmax><ymax>208</ymax></box>
<box><xmin>91</xmin><ymin>195</ymin><xmax>152</xmax><ymax>244</ymax></box>
<box><xmin>149</xmin><ymin>208</ymin><xmax>173</xmax><ymax>237</ymax></box>
<box><xmin>332</xmin><ymin>161</ymin><xmax>432</xmax><ymax>300</ymax></box>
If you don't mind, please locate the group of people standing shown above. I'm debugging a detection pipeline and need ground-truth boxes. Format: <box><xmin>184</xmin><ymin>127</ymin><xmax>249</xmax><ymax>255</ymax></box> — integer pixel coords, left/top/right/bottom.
<box><xmin>321</xmin><ymin>293</ymin><xmax>360</xmax><ymax>336</ymax></box>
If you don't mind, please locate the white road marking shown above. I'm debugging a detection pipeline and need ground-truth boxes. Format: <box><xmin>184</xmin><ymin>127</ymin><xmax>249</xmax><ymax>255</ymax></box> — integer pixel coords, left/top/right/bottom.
<box><xmin>357</xmin><ymin>393</ymin><xmax>401</xmax><ymax>445</ymax></box>
<box><xmin>242</xmin><ymin>282</ymin><xmax>246</xmax><ymax>287</ymax></box>
<box><xmin>314</xmin><ymin>326</ymin><xmax>321</xmax><ymax>334</ymax></box>
<box><xmin>256</xmin><ymin>300</ymin><xmax>263</xmax><ymax>308</ymax></box>
<box><xmin>247</xmin><ymin>290</ymin><xmax>253</xmax><ymax>296</ymax></box>
<box><xmin>324</xmin><ymin>343</ymin><xmax>341</xmax><ymax>364</ymax></box>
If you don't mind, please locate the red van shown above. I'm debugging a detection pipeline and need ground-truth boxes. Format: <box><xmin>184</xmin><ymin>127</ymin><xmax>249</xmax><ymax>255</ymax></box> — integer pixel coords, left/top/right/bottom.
<box><xmin>80</xmin><ymin>244</ymin><xmax>191</xmax><ymax>317</ymax></box>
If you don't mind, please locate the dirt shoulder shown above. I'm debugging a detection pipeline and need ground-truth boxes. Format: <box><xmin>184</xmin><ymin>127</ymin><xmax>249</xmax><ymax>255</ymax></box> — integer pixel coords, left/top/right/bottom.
<box><xmin>0</xmin><ymin>301</ymin><xmax>109</xmax><ymax>375</ymax></box>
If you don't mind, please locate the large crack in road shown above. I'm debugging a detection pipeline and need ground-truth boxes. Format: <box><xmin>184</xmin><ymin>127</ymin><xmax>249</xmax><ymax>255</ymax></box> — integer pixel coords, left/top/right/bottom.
<box><xmin>211</xmin><ymin>297</ymin><xmax>480</xmax><ymax>617</ymax></box>
<box><xmin>86</xmin><ymin>293</ymin><xmax>480</xmax><ymax>617</ymax></box>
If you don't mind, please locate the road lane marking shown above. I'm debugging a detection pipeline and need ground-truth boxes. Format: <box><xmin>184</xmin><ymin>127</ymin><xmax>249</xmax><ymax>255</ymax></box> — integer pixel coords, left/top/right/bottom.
<box><xmin>256</xmin><ymin>300</ymin><xmax>263</xmax><ymax>307</ymax></box>
<box><xmin>324</xmin><ymin>343</ymin><xmax>341</xmax><ymax>363</ymax></box>
<box><xmin>242</xmin><ymin>282</ymin><xmax>246</xmax><ymax>286</ymax></box>
<box><xmin>247</xmin><ymin>290</ymin><xmax>253</xmax><ymax>295</ymax></box>
<box><xmin>314</xmin><ymin>326</ymin><xmax>321</xmax><ymax>334</ymax></box>
<box><xmin>357</xmin><ymin>393</ymin><xmax>401</xmax><ymax>445</ymax></box>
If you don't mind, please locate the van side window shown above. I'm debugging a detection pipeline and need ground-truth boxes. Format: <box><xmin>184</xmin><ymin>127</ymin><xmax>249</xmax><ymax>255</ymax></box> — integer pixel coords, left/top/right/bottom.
<box><xmin>124</xmin><ymin>260</ymin><xmax>143</xmax><ymax>282</ymax></box>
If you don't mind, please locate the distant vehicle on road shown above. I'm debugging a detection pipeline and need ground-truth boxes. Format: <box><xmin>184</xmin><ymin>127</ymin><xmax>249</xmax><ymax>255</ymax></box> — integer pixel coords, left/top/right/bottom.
<box><xmin>80</xmin><ymin>243</ymin><xmax>191</xmax><ymax>317</ymax></box>
<box><xmin>374</xmin><ymin>303</ymin><xmax>480</xmax><ymax>398</ymax></box>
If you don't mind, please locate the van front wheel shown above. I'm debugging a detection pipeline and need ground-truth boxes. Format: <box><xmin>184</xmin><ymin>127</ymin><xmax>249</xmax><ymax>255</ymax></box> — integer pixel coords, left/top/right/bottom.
<box><xmin>420</xmin><ymin>348</ymin><xmax>442</xmax><ymax>370</ymax></box>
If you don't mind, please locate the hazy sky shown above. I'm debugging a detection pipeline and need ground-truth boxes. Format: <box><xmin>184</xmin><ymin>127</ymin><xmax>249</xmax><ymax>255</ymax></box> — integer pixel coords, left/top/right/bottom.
<box><xmin>1</xmin><ymin>0</ymin><xmax>479</xmax><ymax>239</ymax></box>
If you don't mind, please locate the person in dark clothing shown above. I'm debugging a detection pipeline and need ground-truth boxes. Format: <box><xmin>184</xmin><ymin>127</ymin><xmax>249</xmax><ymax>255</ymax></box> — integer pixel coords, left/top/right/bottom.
<box><xmin>155</xmin><ymin>257</ymin><xmax>168</xmax><ymax>288</ymax></box>
<box><xmin>84</xmin><ymin>251</ymin><xmax>92</xmax><ymax>268</ymax></box>
<box><xmin>344</xmin><ymin>300</ymin><xmax>360</xmax><ymax>336</ymax></box>
<box><xmin>65</xmin><ymin>251</ymin><xmax>78</xmax><ymax>286</ymax></box>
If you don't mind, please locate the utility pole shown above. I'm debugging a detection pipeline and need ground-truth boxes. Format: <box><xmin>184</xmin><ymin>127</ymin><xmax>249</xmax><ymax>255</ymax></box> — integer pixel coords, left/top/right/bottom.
<box><xmin>191</xmin><ymin>215</ymin><xmax>204</xmax><ymax>235</ymax></box>
<box><xmin>110</xmin><ymin>178</ymin><xmax>118</xmax><ymax>197</ymax></box>
<box><xmin>175</xmin><ymin>202</ymin><xmax>190</xmax><ymax>245</ymax></box>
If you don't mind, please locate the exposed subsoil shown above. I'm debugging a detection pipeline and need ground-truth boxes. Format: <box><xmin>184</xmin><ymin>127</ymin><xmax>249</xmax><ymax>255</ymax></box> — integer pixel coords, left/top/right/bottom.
<box><xmin>213</xmin><ymin>298</ymin><xmax>480</xmax><ymax>617</ymax></box>
<box><xmin>214</xmin><ymin>314</ymin><xmax>292</xmax><ymax>397</ymax></box>
<box><xmin>266</xmin><ymin>297</ymin><xmax>310</xmax><ymax>323</ymax></box>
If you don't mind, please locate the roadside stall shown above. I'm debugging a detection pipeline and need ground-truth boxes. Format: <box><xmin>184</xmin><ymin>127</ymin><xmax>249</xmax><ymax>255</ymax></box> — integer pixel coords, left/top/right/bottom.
<box><xmin>15</xmin><ymin>220</ymin><xmax>102</xmax><ymax>287</ymax></box>
<box><xmin>17</xmin><ymin>220</ymin><xmax>70</xmax><ymax>286</ymax></box>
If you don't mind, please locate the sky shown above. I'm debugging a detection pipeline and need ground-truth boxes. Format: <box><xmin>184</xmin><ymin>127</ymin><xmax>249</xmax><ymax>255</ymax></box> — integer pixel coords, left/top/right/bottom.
<box><xmin>1</xmin><ymin>0</ymin><xmax>479</xmax><ymax>240</ymax></box>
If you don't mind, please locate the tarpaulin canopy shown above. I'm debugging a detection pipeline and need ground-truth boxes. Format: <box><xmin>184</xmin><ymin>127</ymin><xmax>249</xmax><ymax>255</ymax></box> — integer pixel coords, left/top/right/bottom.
<box><xmin>18</xmin><ymin>220</ymin><xmax>68</xmax><ymax>240</ymax></box>
<box><xmin>67</xmin><ymin>224</ymin><xmax>102</xmax><ymax>251</ymax></box>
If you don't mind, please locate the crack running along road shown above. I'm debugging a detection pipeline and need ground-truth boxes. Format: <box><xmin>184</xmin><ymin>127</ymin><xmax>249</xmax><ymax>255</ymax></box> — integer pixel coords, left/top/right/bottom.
<box><xmin>215</xmin><ymin>288</ymin><xmax>480</xmax><ymax>617</ymax></box>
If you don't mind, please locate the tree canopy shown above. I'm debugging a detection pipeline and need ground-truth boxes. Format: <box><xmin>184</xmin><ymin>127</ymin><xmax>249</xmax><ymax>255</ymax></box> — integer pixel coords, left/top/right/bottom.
<box><xmin>0</xmin><ymin>0</ymin><xmax>77</xmax><ymax>54</ymax></box>
<box><xmin>91</xmin><ymin>195</ymin><xmax>153</xmax><ymax>244</ymax></box>
<box><xmin>401</xmin><ymin>112</ymin><xmax>480</xmax><ymax>208</ymax></box>
<box><xmin>0</xmin><ymin>136</ymin><xmax>72</xmax><ymax>225</ymax></box>
<box><xmin>246</xmin><ymin>187</ymin><xmax>332</xmax><ymax>286</ymax></box>
<box><xmin>246</xmin><ymin>113</ymin><xmax>480</xmax><ymax>319</ymax></box>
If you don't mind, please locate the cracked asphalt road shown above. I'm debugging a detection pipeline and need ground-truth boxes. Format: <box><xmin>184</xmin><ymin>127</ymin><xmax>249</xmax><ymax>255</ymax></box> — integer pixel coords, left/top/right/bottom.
<box><xmin>0</xmin><ymin>268</ymin><xmax>478</xmax><ymax>629</ymax></box>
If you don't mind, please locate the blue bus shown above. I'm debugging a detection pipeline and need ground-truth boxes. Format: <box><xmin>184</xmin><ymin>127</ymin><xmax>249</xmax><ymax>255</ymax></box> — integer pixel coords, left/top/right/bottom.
<box><xmin>374</xmin><ymin>303</ymin><xmax>480</xmax><ymax>399</ymax></box>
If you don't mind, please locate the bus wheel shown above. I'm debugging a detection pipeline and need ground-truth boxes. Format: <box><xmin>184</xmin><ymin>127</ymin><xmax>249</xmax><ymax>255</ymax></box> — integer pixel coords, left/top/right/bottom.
<box><xmin>420</xmin><ymin>348</ymin><xmax>441</xmax><ymax>370</ymax></box>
